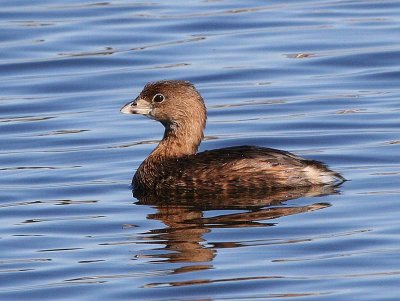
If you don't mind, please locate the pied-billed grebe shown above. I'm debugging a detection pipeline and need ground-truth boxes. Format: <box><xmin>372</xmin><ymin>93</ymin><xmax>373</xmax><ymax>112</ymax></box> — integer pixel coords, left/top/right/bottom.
<box><xmin>121</xmin><ymin>80</ymin><xmax>345</xmax><ymax>194</ymax></box>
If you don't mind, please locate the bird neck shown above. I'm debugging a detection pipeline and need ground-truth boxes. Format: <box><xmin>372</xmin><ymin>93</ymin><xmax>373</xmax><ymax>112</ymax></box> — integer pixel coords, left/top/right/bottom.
<box><xmin>149</xmin><ymin>120</ymin><xmax>205</xmax><ymax>160</ymax></box>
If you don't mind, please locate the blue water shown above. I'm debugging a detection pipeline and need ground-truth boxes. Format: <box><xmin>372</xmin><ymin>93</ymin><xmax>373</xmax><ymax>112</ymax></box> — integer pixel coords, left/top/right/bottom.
<box><xmin>1</xmin><ymin>1</ymin><xmax>400</xmax><ymax>300</ymax></box>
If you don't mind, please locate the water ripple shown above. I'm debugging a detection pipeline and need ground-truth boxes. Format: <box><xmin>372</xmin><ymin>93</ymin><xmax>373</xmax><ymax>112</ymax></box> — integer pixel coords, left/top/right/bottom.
<box><xmin>1</xmin><ymin>1</ymin><xmax>400</xmax><ymax>300</ymax></box>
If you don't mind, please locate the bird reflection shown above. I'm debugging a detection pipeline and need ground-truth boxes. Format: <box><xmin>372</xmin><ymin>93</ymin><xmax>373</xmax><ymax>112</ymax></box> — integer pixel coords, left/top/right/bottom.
<box><xmin>132</xmin><ymin>185</ymin><xmax>337</xmax><ymax>283</ymax></box>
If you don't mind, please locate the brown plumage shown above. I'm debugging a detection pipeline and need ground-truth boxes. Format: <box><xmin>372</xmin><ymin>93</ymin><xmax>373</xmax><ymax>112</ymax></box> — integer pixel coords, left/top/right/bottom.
<box><xmin>120</xmin><ymin>80</ymin><xmax>345</xmax><ymax>195</ymax></box>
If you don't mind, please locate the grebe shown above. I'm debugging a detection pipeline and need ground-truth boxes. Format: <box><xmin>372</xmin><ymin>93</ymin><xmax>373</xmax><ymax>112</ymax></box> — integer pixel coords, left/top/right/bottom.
<box><xmin>121</xmin><ymin>80</ymin><xmax>345</xmax><ymax>194</ymax></box>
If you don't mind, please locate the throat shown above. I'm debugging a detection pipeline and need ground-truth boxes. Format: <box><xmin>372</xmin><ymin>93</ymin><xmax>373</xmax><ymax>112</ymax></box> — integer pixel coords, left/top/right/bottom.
<box><xmin>149</xmin><ymin>124</ymin><xmax>203</xmax><ymax>160</ymax></box>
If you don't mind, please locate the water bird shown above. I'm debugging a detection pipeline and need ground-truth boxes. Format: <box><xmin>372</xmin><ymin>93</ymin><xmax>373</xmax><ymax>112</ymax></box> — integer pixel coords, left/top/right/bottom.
<box><xmin>121</xmin><ymin>80</ymin><xmax>345</xmax><ymax>195</ymax></box>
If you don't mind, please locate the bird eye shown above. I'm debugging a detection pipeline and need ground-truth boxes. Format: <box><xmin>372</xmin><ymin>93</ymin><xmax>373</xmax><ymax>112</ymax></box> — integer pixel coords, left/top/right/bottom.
<box><xmin>152</xmin><ymin>93</ymin><xmax>165</xmax><ymax>103</ymax></box>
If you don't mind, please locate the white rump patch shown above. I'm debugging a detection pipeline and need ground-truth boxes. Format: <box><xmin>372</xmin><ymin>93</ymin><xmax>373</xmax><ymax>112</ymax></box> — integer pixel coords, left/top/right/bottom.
<box><xmin>302</xmin><ymin>166</ymin><xmax>340</xmax><ymax>185</ymax></box>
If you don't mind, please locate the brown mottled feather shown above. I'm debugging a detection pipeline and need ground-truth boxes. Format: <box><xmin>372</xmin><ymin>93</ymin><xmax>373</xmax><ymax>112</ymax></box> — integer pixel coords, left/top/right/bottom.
<box><xmin>133</xmin><ymin>145</ymin><xmax>344</xmax><ymax>194</ymax></box>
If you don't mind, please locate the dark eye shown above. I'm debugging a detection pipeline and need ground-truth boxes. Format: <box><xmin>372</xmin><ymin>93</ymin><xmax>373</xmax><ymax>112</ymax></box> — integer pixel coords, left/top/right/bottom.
<box><xmin>152</xmin><ymin>93</ymin><xmax>165</xmax><ymax>103</ymax></box>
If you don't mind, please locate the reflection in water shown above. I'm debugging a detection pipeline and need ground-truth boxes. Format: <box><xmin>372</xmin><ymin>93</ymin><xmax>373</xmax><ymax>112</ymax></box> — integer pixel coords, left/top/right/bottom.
<box><xmin>134</xmin><ymin>185</ymin><xmax>338</xmax><ymax>210</ymax></box>
<box><xmin>133</xmin><ymin>186</ymin><xmax>337</xmax><ymax>286</ymax></box>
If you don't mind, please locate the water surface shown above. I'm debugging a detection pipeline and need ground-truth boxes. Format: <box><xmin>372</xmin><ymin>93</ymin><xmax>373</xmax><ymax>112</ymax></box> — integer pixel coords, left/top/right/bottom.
<box><xmin>1</xmin><ymin>1</ymin><xmax>400</xmax><ymax>300</ymax></box>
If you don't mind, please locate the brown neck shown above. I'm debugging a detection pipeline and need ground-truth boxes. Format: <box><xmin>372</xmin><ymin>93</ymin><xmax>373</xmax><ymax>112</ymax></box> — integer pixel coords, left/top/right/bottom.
<box><xmin>148</xmin><ymin>120</ymin><xmax>205</xmax><ymax>160</ymax></box>
<box><xmin>134</xmin><ymin>121</ymin><xmax>204</xmax><ymax>189</ymax></box>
